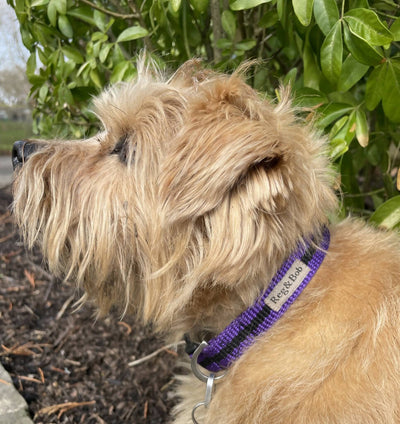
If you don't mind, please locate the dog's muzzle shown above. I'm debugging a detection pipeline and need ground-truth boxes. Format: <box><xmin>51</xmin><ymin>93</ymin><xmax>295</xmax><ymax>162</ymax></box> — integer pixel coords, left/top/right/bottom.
<box><xmin>12</xmin><ymin>140</ymin><xmax>38</xmax><ymax>170</ymax></box>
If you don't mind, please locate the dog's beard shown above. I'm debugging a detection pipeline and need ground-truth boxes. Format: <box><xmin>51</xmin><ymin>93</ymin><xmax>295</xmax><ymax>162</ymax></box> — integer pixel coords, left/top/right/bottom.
<box><xmin>12</xmin><ymin>143</ymin><xmax>142</xmax><ymax>316</ymax></box>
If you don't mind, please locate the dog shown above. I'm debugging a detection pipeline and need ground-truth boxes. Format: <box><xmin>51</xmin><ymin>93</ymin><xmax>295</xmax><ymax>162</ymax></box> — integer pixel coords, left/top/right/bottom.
<box><xmin>12</xmin><ymin>59</ymin><xmax>400</xmax><ymax>423</ymax></box>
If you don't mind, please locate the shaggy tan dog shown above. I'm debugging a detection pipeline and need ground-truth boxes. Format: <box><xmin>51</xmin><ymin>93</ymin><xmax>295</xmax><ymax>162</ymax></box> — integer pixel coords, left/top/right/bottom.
<box><xmin>12</xmin><ymin>60</ymin><xmax>400</xmax><ymax>423</ymax></box>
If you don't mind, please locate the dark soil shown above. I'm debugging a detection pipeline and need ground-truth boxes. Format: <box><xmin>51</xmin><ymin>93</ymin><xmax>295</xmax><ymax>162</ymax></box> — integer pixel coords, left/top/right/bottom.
<box><xmin>0</xmin><ymin>185</ymin><xmax>177</xmax><ymax>423</ymax></box>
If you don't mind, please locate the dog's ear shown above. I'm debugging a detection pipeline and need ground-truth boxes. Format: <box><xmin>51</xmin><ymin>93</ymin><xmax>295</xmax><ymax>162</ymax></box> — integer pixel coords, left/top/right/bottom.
<box><xmin>168</xmin><ymin>59</ymin><xmax>214</xmax><ymax>88</ymax></box>
<box><xmin>161</xmin><ymin>75</ymin><xmax>297</xmax><ymax>223</ymax></box>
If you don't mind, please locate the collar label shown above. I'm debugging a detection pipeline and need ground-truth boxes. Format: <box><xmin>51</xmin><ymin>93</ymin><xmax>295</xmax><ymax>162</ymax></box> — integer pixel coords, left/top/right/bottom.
<box><xmin>264</xmin><ymin>259</ymin><xmax>311</xmax><ymax>312</ymax></box>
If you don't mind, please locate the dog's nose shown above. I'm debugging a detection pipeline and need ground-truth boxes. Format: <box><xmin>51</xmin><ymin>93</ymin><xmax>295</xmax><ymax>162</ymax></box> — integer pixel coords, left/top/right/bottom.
<box><xmin>12</xmin><ymin>140</ymin><xmax>38</xmax><ymax>170</ymax></box>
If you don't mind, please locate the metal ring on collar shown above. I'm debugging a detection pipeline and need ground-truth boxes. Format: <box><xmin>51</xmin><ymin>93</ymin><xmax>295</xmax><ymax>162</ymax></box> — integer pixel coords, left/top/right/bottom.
<box><xmin>191</xmin><ymin>341</ymin><xmax>226</xmax><ymax>383</ymax></box>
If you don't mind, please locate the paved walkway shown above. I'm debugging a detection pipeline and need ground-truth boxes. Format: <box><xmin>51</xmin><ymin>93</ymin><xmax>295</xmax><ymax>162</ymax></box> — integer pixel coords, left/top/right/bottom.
<box><xmin>0</xmin><ymin>155</ymin><xmax>13</xmax><ymax>188</ymax></box>
<box><xmin>0</xmin><ymin>155</ymin><xmax>34</xmax><ymax>423</ymax></box>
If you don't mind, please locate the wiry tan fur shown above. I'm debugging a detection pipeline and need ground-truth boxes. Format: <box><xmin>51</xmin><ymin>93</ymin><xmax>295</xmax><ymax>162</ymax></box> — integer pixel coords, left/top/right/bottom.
<box><xmin>13</xmin><ymin>59</ymin><xmax>400</xmax><ymax>423</ymax></box>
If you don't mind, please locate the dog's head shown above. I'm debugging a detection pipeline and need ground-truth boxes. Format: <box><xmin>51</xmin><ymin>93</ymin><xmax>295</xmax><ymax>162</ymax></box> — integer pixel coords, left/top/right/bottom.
<box><xmin>12</xmin><ymin>59</ymin><xmax>337</xmax><ymax>328</ymax></box>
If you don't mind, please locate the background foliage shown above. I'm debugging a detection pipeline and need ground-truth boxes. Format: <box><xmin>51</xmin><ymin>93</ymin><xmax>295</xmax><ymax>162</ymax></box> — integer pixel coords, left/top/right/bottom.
<box><xmin>7</xmin><ymin>0</ymin><xmax>400</xmax><ymax>226</ymax></box>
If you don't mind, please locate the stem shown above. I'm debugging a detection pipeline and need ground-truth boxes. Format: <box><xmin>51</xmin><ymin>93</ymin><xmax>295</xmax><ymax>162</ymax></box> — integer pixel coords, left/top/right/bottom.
<box><xmin>188</xmin><ymin>4</ymin><xmax>213</xmax><ymax>60</ymax></box>
<box><xmin>79</xmin><ymin>0</ymin><xmax>138</xmax><ymax>20</ymax></box>
<box><xmin>210</xmin><ymin>0</ymin><xmax>223</xmax><ymax>62</ymax></box>
<box><xmin>127</xmin><ymin>1</ymin><xmax>155</xmax><ymax>51</ymax></box>
<box><xmin>182</xmin><ymin>0</ymin><xmax>191</xmax><ymax>59</ymax></box>
<box><xmin>341</xmin><ymin>0</ymin><xmax>345</xmax><ymax>18</ymax></box>
<box><xmin>345</xmin><ymin>188</ymin><xmax>385</xmax><ymax>198</ymax></box>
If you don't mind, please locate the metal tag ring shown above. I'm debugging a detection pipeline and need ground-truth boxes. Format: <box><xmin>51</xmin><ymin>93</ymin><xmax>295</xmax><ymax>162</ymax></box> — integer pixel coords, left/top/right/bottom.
<box><xmin>191</xmin><ymin>341</ymin><xmax>226</xmax><ymax>383</ymax></box>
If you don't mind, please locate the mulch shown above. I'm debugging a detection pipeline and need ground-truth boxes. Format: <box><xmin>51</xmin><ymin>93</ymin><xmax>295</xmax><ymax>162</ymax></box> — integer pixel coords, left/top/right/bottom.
<box><xmin>0</xmin><ymin>185</ymin><xmax>177</xmax><ymax>423</ymax></box>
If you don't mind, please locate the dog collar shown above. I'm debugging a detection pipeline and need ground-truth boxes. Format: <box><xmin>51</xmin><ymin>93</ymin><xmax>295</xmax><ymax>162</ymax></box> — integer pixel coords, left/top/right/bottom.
<box><xmin>186</xmin><ymin>227</ymin><xmax>330</xmax><ymax>373</ymax></box>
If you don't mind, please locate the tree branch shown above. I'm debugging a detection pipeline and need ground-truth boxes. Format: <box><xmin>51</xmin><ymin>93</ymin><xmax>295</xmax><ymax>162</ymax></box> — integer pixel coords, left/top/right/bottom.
<box><xmin>79</xmin><ymin>0</ymin><xmax>138</xmax><ymax>20</ymax></box>
<box><xmin>210</xmin><ymin>0</ymin><xmax>223</xmax><ymax>62</ymax></box>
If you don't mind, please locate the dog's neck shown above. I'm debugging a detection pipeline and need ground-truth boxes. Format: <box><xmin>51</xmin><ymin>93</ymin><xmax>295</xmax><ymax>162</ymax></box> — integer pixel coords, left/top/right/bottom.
<box><xmin>185</xmin><ymin>227</ymin><xmax>330</xmax><ymax>373</ymax></box>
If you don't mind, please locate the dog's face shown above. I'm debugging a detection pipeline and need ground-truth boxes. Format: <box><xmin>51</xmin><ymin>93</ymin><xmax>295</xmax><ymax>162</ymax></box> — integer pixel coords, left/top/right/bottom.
<box><xmin>12</xmin><ymin>60</ymin><xmax>337</xmax><ymax>328</ymax></box>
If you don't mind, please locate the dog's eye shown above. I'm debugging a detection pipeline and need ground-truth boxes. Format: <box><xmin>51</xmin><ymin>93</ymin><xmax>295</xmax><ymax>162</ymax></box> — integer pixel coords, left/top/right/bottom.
<box><xmin>111</xmin><ymin>135</ymin><xmax>131</xmax><ymax>164</ymax></box>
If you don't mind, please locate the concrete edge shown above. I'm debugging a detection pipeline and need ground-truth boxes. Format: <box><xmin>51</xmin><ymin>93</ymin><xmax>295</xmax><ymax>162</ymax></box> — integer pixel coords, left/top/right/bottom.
<box><xmin>0</xmin><ymin>362</ymin><xmax>34</xmax><ymax>424</ymax></box>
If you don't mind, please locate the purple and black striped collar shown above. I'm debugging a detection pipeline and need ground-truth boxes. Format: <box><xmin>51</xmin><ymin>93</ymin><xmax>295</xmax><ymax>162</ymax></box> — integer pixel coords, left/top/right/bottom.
<box><xmin>186</xmin><ymin>227</ymin><xmax>330</xmax><ymax>374</ymax></box>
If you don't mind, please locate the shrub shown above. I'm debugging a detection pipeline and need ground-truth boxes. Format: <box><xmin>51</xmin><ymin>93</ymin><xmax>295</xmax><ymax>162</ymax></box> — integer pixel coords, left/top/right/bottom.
<box><xmin>8</xmin><ymin>0</ymin><xmax>400</xmax><ymax>224</ymax></box>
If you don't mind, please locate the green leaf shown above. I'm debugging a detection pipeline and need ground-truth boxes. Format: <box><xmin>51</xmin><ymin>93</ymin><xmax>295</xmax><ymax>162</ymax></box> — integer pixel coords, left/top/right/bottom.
<box><xmin>53</xmin><ymin>0</ymin><xmax>66</xmax><ymax>15</ymax></box>
<box><xmin>92</xmin><ymin>40</ymin><xmax>103</xmax><ymax>58</ymax></box>
<box><xmin>329</xmin><ymin>138</ymin><xmax>348</xmax><ymax>160</ymax></box>
<box><xmin>230</xmin><ymin>0</ymin><xmax>272</xmax><ymax>11</ymax></box>
<box><xmin>303</xmin><ymin>39</ymin><xmax>320</xmax><ymax>90</ymax></box>
<box><xmin>292</xmin><ymin>0</ymin><xmax>314</xmax><ymax>26</ymax></box>
<box><xmin>48</xmin><ymin>49</ymin><xmax>60</xmax><ymax>66</ymax></box>
<box><xmin>370</xmin><ymin>196</ymin><xmax>400</xmax><ymax>230</ymax></box>
<box><xmin>343</xmin><ymin>23</ymin><xmax>383</xmax><ymax>66</ymax></box>
<box><xmin>67</xmin><ymin>7</ymin><xmax>96</xmax><ymax>26</ymax></box>
<box><xmin>93</xmin><ymin>10</ymin><xmax>107</xmax><ymax>32</ymax></box>
<box><xmin>170</xmin><ymin>0</ymin><xmax>182</xmax><ymax>12</ymax></box>
<box><xmin>253</xmin><ymin>68</ymin><xmax>269</xmax><ymax>90</ymax></box>
<box><xmin>14</xmin><ymin>0</ymin><xmax>25</xmax><ymax>15</ymax></box>
<box><xmin>110</xmin><ymin>61</ymin><xmax>130</xmax><ymax>83</ymax></box>
<box><xmin>20</xmin><ymin>26</ymin><xmax>34</xmax><ymax>49</ymax></box>
<box><xmin>58</xmin><ymin>84</ymin><xmax>74</xmax><ymax>105</ymax></box>
<box><xmin>391</xmin><ymin>18</ymin><xmax>400</xmax><ymax>42</ymax></box>
<box><xmin>328</xmin><ymin>92</ymin><xmax>356</xmax><ymax>106</ymax></box>
<box><xmin>294</xmin><ymin>87</ymin><xmax>328</xmax><ymax>107</ymax></box>
<box><xmin>320</xmin><ymin>20</ymin><xmax>343</xmax><ymax>84</ymax></box>
<box><xmin>58</xmin><ymin>15</ymin><xmax>73</xmax><ymax>38</ymax></box>
<box><xmin>92</xmin><ymin>32</ymin><xmax>108</xmax><ymax>42</ymax></box>
<box><xmin>283</xmin><ymin>67</ymin><xmax>298</xmax><ymax>86</ymax></box>
<box><xmin>62</xmin><ymin>46</ymin><xmax>84</xmax><ymax>64</ymax></box>
<box><xmin>104</xmin><ymin>18</ymin><xmax>115</xmax><ymax>33</ymax></box>
<box><xmin>313</xmin><ymin>0</ymin><xmax>339</xmax><ymax>36</ymax></box>
<box><xmin>31</xmin><ymin>0</ymin><xmax>50</xmax><ymax>6</ymax></box>
<box><xmin>349</xmin><ymin>0</ymin><xmax>368</xmax><ymax>7</ymax></box>
<box><xmin>329</xmin><ymin>111</ymin><xmax>356</xmax><ymax>159</ymax></box>
<box><xmin>37</xmin><ymin>47</ymin><xmax>47</xmax><ymax>65</ymax></box>
<box><xmin>382</xmin><ymin>62</ymin><xmax>400</xmax><ymax>123</ymax></box>
<box><xmin>90</xmin><ymin>69</ymin><xmax>102</xmax><ymax>89</ymax></box>
<box><xmin>235</xmin><ymin>40</ymin><xmax>256</xmax><ymax>51</ymax></box>
<box><xmin>277</xmin><ymin>0</ymin><xmax>286</xmax><ymax>22</ymax></box>
<box><xmin>355</xmin><ymin>109</ymin><xmax>369</xmax><ymax>147</ymax></box>
<box><xmin>26</xmin><ymin>52</ymin><xmax>37</xmax><ymax>76</ymax></box>
<box><xmin>112</xmin><ymin>44</ymin><xmax>125</xmax><ymax>63</ymax></box>
<box><xmin>27</xmin><ymin>74</ymin><xmax>46</xmax><ymax>86</ymax></box>
<box><xmin>99</xmin><ymin>43</ymin><xmax>112</xmax><ymax>63</ymax></box>
<box><xmin>47</xmin><ymin>0</ymin><xmax>57</xmax><ymax>26</ymax></box>
<box><xmin>344</xmin><ymin>8</ymin><xmax>393</xmax><ymax>46</ymax></box>
<box><xmin>259</xmin><ymin>10</ymin><xmax>278</xmax><ymax>28</ymax></box>
<box><xmin>365</xmin><ymin>64</ymin><xmax>387</xmax><ymax>111</ymax></box>
<box><xmin>124</xmin><ymin>64</ymin><xmax>137</xmax><ymax>81</ymax></box>
<box><xmin>222</xmin><ymin>10</ymin><xmax>236</xmax><ymax>40</ymax></box>
<box><xmin>62</xmin><ymin>60</ymin><xmax>76</xmax><ymax>78</ymax></box>
<box><xmin>329</xmin><ymin>115</ymin><xmax>348</xmax><ymax>138</ymax></box>
<box><xmin>341</xmin><ymin>153</ymin><xmax>363</xmax><ymax>211</ymax></box>
<box><xmin>189</xmin><ymin>0</ymin><xmax>209</xmax><ymax>13</ymax></box>
<box><xmin>38</xmin><ymin>84</ymin><xmax>49</xmax><ymax>103</ymax></box>
<box><xmin>338</xmin><ymin>54</ymin><xmax>369</xmax><ymax>92</ymax></box>
<box><xmin>215</xmin><ymin>37</ymin><xmax>233</xmax><ymax>49</ymax></box>
<box><xmin>77</xmin><ymin>61</ymin><xmax>91</xmax><ymax>77</ymax></box>
<box><xmin>116</xmin><ymin>26</ymin><xmax>149</xmax><ymax>42</ymax></box>
<box><xmin>316</xmin><ymin>103</ymin><xmax>354</xmax><ymax>129</ymax></box>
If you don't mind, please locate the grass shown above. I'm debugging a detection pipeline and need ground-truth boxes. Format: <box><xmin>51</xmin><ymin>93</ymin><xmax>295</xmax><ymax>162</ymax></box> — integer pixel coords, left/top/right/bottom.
<box><xmin>0</xmin><ymin>120</ymin><xmax>33</xmax><ymax>154</ymax></box>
